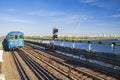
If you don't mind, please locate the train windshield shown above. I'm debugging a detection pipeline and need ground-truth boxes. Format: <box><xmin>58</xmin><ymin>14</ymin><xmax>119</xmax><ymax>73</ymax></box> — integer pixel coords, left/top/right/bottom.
<box><xmin>15</xmin><ymin>35</ymin><xmax>18</xmax><ymax>39</ymax></box>
<box><xmin>10</xmin><ymin>35</ymin><xmax>14</xmax><ymax>39</ymax></box>
<box><xmin>19</xmin><ymin>35</ymin><xmax>24</xmax><ymax>39</ymax></box>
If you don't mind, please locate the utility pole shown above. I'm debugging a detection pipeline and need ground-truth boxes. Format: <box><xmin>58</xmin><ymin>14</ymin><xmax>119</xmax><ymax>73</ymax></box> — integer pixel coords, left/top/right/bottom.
<box><xmin>51</xmin><ymin>27</ymin><xmax>58</xmax><ymax>51</ymax></box>
<box><xmin>53</xmin><ymin>28</ymin><xmax>58</xmax><ymax>40</ymax></box>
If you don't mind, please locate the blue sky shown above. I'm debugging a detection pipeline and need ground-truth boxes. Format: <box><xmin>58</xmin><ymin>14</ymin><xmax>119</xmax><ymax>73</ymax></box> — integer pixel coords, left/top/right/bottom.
<box><xmin>0</xmin><ymin>0</ymin><xmax>120</xmax><ymax>36</ymax></box>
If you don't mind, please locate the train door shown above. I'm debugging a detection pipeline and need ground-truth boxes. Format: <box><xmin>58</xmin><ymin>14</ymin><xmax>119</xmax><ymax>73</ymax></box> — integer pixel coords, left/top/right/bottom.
<box><xmin>15</xmin><ymin>34</ymin><xmax>19</xmax><ymax>47</ymax></box>
<box><xmin>18</xmin><ymin>34</ymin><xmax>21</xmax><ymax>46</ymax></box>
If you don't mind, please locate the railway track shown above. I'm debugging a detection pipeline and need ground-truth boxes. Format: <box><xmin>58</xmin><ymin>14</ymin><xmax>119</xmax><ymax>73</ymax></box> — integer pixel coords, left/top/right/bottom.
<box><xmin>11</xmin><ymin>42</ymin><xmax>119</xmax><ymax>80</ymax></box>
<box><xmin>12</xmin><ymin>51</ymin><xmax>29</xmax><ymax>80</ymax></box>
<box><xmin>22</xmin><ymin>44</ymin><xmax>111</xmax><ymax>80</ymax></box>
<box><xmin>17</xmin><ymin>50</ymin><xmax>57</xmax><ymax>80</ymax></box>
<box><xmin>24</xmin><ymin>42</ymin><xmax>119</xmax><ymax>80</ymax></box>
<box><xmin>20</xmin><ymin>48</ymin><xmax>77</xmax><ymax>80</ymax></box>
<box><xmin>12</xmin><ymin>50</ymin><xmax>57</xmax><ymax>80</ymax></box>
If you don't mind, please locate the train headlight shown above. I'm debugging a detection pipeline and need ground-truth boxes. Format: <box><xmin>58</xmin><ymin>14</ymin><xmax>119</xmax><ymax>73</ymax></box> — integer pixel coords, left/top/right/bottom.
<box><xmin>20</xmin><ymin>41</ymin><xmax>23</xmax><ymax>45</ymax></box>
<box><xmin>9</xmin><ymin>42</ymin><xmax>13</xmax><ymax>45</ymax></box>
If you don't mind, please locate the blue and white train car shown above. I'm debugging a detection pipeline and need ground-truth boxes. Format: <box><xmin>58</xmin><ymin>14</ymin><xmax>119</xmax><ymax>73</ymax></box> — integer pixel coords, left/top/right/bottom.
<box><xmin>6</xmin><ymin>31</ymin><xmax>24</xmax><ymax>50</ymax></box>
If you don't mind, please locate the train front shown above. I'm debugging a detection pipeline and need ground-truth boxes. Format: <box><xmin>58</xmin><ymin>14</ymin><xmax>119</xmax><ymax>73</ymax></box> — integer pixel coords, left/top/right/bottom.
<box><xmin>7</xmin><ymin>31</ymin><xmax>24</xmax><ymax>50</ymax></box>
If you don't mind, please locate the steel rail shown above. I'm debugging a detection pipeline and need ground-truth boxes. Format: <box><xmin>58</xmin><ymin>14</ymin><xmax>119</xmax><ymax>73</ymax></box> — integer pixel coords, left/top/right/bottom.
<box><xmin>12</xmin><ymin>51</ymin><xmax>29</xmax><ymax>80</ymax></box>
<box><xmin>23</xmin><ymin>46</ymin><xmax>105</xmax><ymax>80</ymax></box>
<box><xmin>25</xmin><ymin>42</ymin><xmax>120</xmax><ymax>78</ymax></box>
<box><xmin>22</xmin><ymin>48</ymin><xmax>78</xmax><ymax>80</ymax></box>
<box><xmin>17</xmin><ymin>50</ymin><xmax>57</xmax><ymax>80</ymax></box>
<box><xmin>18</xmin><ymin>51</ymin><xmax>46</xmax><ymax>80</ymax></box>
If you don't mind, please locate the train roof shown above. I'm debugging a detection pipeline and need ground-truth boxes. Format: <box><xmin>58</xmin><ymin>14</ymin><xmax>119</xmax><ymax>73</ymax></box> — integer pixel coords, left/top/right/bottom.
<box><xmin>7</xmin><ymin>31</ymin><xmax>24</xmax><ymax>36</ymax></box>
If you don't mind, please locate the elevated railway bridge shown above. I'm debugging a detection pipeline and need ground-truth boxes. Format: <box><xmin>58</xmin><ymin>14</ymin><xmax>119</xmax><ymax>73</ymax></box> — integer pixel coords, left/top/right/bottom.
<box><xmin>0</xmin><ymin>38</ymin><xmax>120</xmax><ymax>80</ymax></box>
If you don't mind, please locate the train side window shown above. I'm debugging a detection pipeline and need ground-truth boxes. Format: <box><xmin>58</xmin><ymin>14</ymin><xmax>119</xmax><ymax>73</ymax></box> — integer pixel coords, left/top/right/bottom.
<box><xmin>10</xmin><ymin>35</ymin><xmax>14</xmax><ymax>39</ymax></box>
<box><xmin>19</xmin><ymin>35</ymin><xmax>23</xmax><ymax>39</ymax></box>
<box><xmin>15</xmin><ymin>35</ymin><xmax>18</xmax><ymax>39</ymax></box>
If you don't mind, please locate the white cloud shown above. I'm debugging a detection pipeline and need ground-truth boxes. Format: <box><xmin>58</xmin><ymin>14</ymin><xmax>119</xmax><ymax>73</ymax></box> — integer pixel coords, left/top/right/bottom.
<box><xmin>28</xmin><ymin>10</ymin><xmax>65</xmax><ymax>16</ymax></box>
<box><xmin>80</xmin><ymin>0</ymin><xmax>109</xmax><ymax>9</ymax></box>
<box><xmin>7</xmin><ymin>8</ymin><xmax>16</xmax><ymax>12</ymax></box>
<box><xmin>27</xmin><ymin>10</ymin><xmax>91</xmax><ymax>25</ymax></box>
<box><xmin>118</xmin><ymin>8</ymin><xmax>120</xmax><ymax>11</ymax></box>
<box><xmin>54</xmin><ymin>14</ymin><xmax>88</xmax><ymax>24</ymax></box>
<box><xmin>91</xmin><ymin>2</ymin><xmax>107</xmax><ymax>8</ymax></box>
<box><xmin>80</xmin><ymin>0</ymin><xmax>119</xmax><ymax>9</ymax></box>
<box><xmin>0</xmin><ymin>16</ymin><xmax>33</xmax><ymax>23</ymax></box>
<box><xmin>112</xmin><ymin>14</ymin><xmax>120</xmax><ymax>18</ymax></box>
<box><xmin>80</xmin><ymin>0</ymin><xmax>98</xmax><ymax>3</ymax></box>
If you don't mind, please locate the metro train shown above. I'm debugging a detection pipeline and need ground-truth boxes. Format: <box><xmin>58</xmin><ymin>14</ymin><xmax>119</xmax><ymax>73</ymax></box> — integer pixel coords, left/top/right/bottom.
<box><xmin>6</xmin><ymin>31</ymin><xmax>24</xmax><ymax>50</ymax></box>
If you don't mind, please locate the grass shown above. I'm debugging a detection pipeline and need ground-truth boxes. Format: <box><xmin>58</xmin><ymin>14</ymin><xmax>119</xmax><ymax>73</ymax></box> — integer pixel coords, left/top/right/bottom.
<box><xmin>25</xmin><ymin>36</ymin><xmax>120</xmax><ymax>40</ymax></box>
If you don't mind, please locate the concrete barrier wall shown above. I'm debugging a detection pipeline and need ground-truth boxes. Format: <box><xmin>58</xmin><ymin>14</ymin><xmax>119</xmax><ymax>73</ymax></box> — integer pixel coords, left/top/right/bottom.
<box><xmin>0</xmin><ymin>50</ymin><xmax>3</xmax><ymax>62</ymax></box>
<box><xmin>0</xmin><ymin>39</ymin><xmax>3</xmax><ymax>62</ymax></box>
<box><xmin>0</xmin><ymin>39</ymin><xmax>4</xmax><ymax>80</ymax></box>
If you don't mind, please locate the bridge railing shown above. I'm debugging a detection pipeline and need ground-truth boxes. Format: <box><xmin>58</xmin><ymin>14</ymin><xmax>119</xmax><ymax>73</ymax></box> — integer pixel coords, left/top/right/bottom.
<box><xmin>25</xmin><ymin>39</ymin><xmax>120</xmax><ymax>69</ymax></box>
<box><xmin>25</xmin><ymin>39</ymin><xmax>120</xmax><ymax>54</ymax></box>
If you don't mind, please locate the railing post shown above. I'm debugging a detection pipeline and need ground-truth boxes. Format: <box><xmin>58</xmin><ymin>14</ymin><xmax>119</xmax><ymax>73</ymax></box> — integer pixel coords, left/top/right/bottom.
<box><xmin>111</xmin><ymin>42</ymin><xmax>116</xmax><ymax>69</ymax></box>
<box><xmin>88</xmin><ymin>41</ymin><xmax>91</xmax><ymax>52</ymax></box>
<box><xmin>79</xmin><ymin>41</ymin><xmax>82</xmax><ymax>59</ymax></box>
<box><xmin>85</xmin><ymin>41</ymin><xmax>91</xmax><ymax>61</ymax></box>
<box><xmin>111</xmin><ymin>42</ymin><xmax>116</xmax><ymax>54</ymax></box>
<box><xmin>48</xmin><ymin>40</ymin><xmax>50</xmax><ymax>44</ymax></box>
<box><xmin>72</xmin><ymin>40</ymin><xmax>75</xmax><ymax>48</ymax></box>
<box><xmin>40</xmin><ymin>40</ymin><xmax>42</xmax><ymax>43</ymax></box>
<box><xmin>41</xmin><ymin>40</ymin><xmax>43</xmax><ymax>43</ymax></box>
<box><xmin>61</xmin><ymin>40</ymin><xmax>64</xmax><ymax>47</ymax></box>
